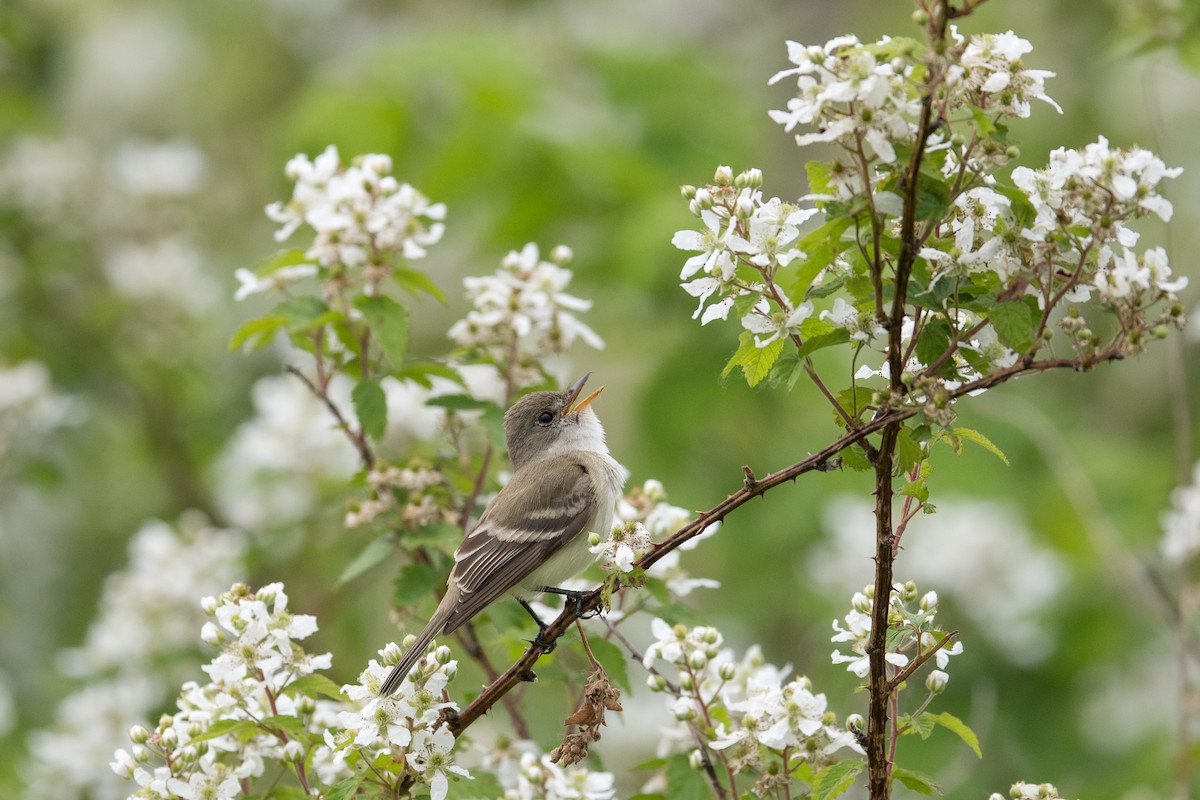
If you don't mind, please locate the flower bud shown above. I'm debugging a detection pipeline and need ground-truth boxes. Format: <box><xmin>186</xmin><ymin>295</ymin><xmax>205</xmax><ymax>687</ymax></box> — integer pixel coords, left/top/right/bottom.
<box><xmin>1152</xmin><ymin>325</ymin><xmax>1169</xmax><ymax>339</ymax></box>
<box><xmin>852</xmin><ymin>592</ymin><xmax>872</xmax><ymax>614</ymax></box>
<box><xmin>912</xmin><ymin>8</ymin><xmax>930</xmax><ymax>25</ymax></box>
<box><xmin>297</xmin><ymin>695</ymin><xmax>317</xmax><ymax>715</ymax></box>
<box><xmin>200</xmin><ymin>622</ymin><xmax>223</xmax><ymax>646</ymax></box>
<box><xmin>111</xmin><ymin>750</ymin><xmax>135</xmax><ymax>779</ymax></box>
<box><xmin>688</xmin><ymin>650</ymin><xmax>708</xmax><ymax>671</ymax></box>
<box><xmin>717</xmin><ymin>661</ymin><xmax>737</xmax><ymax>682</ymax></box>
<box><xmin>679</xmin><ymin>671</ymin><xmax>695</xmax><ymax>692</ymax></box>
<box><xmin>129</xmin><ymin>725</ymin><xmax>150</xmax><ymax>744</ymax></box>
<box><xmin>700</xmin><ymin>627</ymin><xmax>720</xmax><ymax>645</ymax></box>
<box><xmin>381</xmin><ymin>641</ymin><xmax>404</xmax><ymax>664</ymax></box>
<box><xmin>160</xmin><ymin>726</ymin><xmax>178</xmax><ymax>749</ymax></box>
<box><xmin>132</xmin><ymin>744</ymin><xmax>149</xmax><ymax>763</ymax></box>
<box><xmin>681</xmin><ymin>184</ymin><xmax>698</xmax><ymax>199</ymax></box>
<box><xmin>735</xmin><ymin>168</ymin><xmax>763</xmax><ymax>189</ymax></box>
<box><xmin>646</xmin><ymin>673</ymin><xmax>667</xmax><ymax>692</ymax></box>
<box><xmin>713</xmin><ymin>165</ymin><xmax>734</xmax><ymax>186</ymax></box>
<box><xmin>919</xmin><ymin>591</ymin><xmax>938</xmax><ymax>612</ymax></box>
<box><xmin>588</xmin><ymin>531</ymin><xmax>602</xmax><ymax>546</ymax></box>
<box><xmin>434</xmin><ymin>645</ymin><xmax>452</xmax><ymax>664</ymax></box>
<box><xmin>925</xmin><ymin>669</ymin><xmax>949</xmax><ymax>693</ymax></box>
<box><xmin>550</xmin><ymin>244</ymin><xmax>574</xmax><ymax>265</ymax></box>
<box><xmin>846</xmin><ymin>713</ymin><xmax>865</xmax><ymax>730</ymax></box>
<box><xmin>735</xmin><ymin>194</ymin><xmax>755</xmax><ymax>220</ymax></box>
<box><xmin>688</xmin><ymin>748</ymin><xmax>705</xmax><ymax>770</ymax></box>
<box><xmin>1006</xmin><ymin>145</ymin><xmax>1020</xmax><ymax>160</ymax></box>
<box><xmin>693</xmin><ymin>188</ymin><xmax>714</xmax><ymax>210</ymax></box>
<box><xmin>200</xmin><ymin>595</ymin><xmax>218</xmax><ymax>615</ymax></box>
<box><xmin>187</xmin><ymin>722</ymin><xmax>204</xmax><ymax>739</ymax></box>
<box><xmin>284</xmin><ymin>740</ymin><xmax>305</xmax><ymax>763</ymax></box>
<box><xmin>901</xmin><ymin>581</ymin><xmax>918</xmax><ymax>601</ymax></box>
<box><xmin>673</xmin><ymin>698</ymin><xmax>697</xmax><ymax>721</ymax></box>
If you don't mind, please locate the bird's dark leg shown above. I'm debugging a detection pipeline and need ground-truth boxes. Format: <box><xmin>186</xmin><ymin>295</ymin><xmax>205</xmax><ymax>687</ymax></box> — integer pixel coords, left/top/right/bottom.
<box><xmin>517</xmin><ymin>599</ymin><xmax>557</xmax><ymax>653</ymax></box>
<box><xmin>537</xmin><ymin>585</ymin><xmax>599</xmax><ymax>620</ymax></box>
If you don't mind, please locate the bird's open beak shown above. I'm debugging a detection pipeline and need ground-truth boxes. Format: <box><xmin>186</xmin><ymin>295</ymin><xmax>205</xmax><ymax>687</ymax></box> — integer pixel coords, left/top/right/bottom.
<box><xmin>564</xmin><ymin>372</ymin><xmax>604</xmax><ymax>417</ymax></box>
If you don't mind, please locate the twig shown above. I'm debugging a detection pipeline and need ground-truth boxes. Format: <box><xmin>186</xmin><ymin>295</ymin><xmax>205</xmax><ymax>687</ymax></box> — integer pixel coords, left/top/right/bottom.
<box><xmin>283</xmin><ymin>364</ymin><xmax>374</xmax><ymax>467</ymax></box>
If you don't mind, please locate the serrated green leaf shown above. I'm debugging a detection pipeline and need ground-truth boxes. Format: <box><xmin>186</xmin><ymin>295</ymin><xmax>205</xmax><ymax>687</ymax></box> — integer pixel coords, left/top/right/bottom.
<box><xmin>337</xmin><ymin>534</ymin><xmax>394</xmax><ymax>587</ymax></box>
<box><xmin>988</xmin><ymin>300</ymin><xmax>1035</xmax><ymax>352</ymax></box>
<box><xmin>806</xmin><ymin>160</ymin><xmax>833</xmax><ymax>196</ymax></box>
<box><xmin>899</xmin><ymin>477</ymin><xmax>929</xmax><ymax>503</ymax></box>
<box><xmin>351</xmin><ymin>379</ymin><xmax>387</xmax><ymax>440</ymax></box>
<box><xmin>354</xmin><ymin>294</ymin><xmax>409</xmax><ymax>370</ymax></box>
<box><xmin>323</xmin><ymin>777</ymin><xmax>362</xmax><ymax>800</ymax></box>
<box><xmin>915</xmin><ymin>173</ymin><xmax>952</xmax><ymax>222</ymax></box>
<box><xmin>722</xmin><ymin>331</ymin><xmax>784</xmax><ymax>388</ymax></box>
<box><xmin>953</xmin><ymin>426</ymin><xmax>1009</xmax><ymax>465</ymax></box>
<box><xmin>841</xmin><ymin>443</ymin><xmax>873</xmax><ymax>472</ymax></box>
<box><xmin>895</xmin><ymin>426</ymin><xmax>925</xmax><ymax>476</ymax></box>
<box><xmin>584</xmin><ymin>635</ymin><xmax>631</xmax><ymax>693</ymax></box>
<box><xmin>768</xmin><ymin>352</ymin><xmax>805</xmax><ymax>392</ymax></box>
<box><xmin>902</xmin><ymin>711</ymin><xmax>937</xmax><ymax>739</ymax></box>
<box><xmin>893</xmin><ymin>766</ymin><xmax>943</xmax><ymax>796</ymax></box>
<box><xmin>928</xmin><ymin>711</ymin><xmax>983</xmax><ymax>758</ymax></box>
<box><xmin>282</xmin><ymin>673</ymin><xmax>345</xmax><ymax>701</ymax></box>
<box><xmin>798</xmin><ymin>328</ymin><xmax>852</xmax><ymax>359</ymax></box>
<box><xmin>915</xmin><ymin>316</ymin><xmax>952</xmax><ymax>368</ymax></box>
<box><xmin>393</xmin><ymin>560</ymin><xmax>447</xmax><ymax>610</ymax></box>
<box><xmin>812</xmin><ymin>758</ymin><xmax>864</xmax><ymax>800</ymax></box>
<box><xmin>273</xmin><ymin>295</ymin><xmax>330</xmax><ymax>325</ymax></box>
<box><xmin>261</xmin><ymin>714</ymin><xmax>307</xmax><ymax>740</ymax></box>
<box><xmin>188</xmin><ymin>718</ymin><xmax>258</xmax><ymax>744</ymax></box>
<box><xmin>835</xmin><ymin>385</ymin><xmax>876</xmax><ymax>423</ymax></box>
<box><xmin>444</xmin><ymin>768</ymin><xmax>504</xmax><ymax>799</ymax></box>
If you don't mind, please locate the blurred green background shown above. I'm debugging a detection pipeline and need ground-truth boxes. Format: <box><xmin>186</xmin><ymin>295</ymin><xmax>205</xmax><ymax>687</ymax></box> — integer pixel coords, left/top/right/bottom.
<box><xmin>2</xmin><ymin>0</ymin><xmax>1199</xmax><ymax>797</ymax></box>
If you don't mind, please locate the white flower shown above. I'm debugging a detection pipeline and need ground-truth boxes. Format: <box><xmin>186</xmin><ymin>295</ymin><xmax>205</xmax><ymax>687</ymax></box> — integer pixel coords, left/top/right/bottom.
<box><xmin>233</xmin><ymin>263</ymin><xmax>318</xmax><ymax>301</ymax></box>
<box><xmin>741</xmin><ymin>297</ymin><xmax>814</xmax><ymax>347</ymax></box>
<box><xmin>405</xmin><ymin>726</ymin><xmax>472</xmax><ymax>800</ymax></box>
<box><xmin>673</xmin><ymin>209</ymin><xmax>751</xmax><ymax>281</ymax></box>
<box><xmin>959</xmin><ymin>31</ymin><xmax>1061</xmax><ymax>117</ymax></box>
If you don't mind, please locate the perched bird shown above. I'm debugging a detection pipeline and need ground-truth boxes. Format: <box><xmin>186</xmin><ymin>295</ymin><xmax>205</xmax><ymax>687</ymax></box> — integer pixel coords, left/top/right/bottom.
<box><xmin>378</xmin><ymin>373</ymin><xmax>626</xmax><ymax>696</ymax></box>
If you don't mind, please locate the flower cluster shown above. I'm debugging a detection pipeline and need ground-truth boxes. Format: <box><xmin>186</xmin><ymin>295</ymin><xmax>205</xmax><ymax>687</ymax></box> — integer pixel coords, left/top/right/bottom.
<box><xmin>643</xmin><ymin>619</ymin><xmax>857</xmax><ymax>792</ymax></box>
<box><xmin>608</xmin><ymin>479</ymin><xmax>720</xmax><ymax>596</ymax></box>
<box><xmin>345</xmin><ymin>459</ymin><xmax>454</xmax><ymax>529</ymax></box>
<box><xmin>830</xmin><ymin>582</ymin><xmax>961</xmax><ymax>688</ymax></box>
<box><xmin>111</xmin><ymin>582</ymin><xmax>333</xmax><ymax>800</ymax></box>
<box><xmin>448</xmin><ymin>243</ymin><xmax>603</xmax><ymax>384</ymax></box>
<box><xmin>0</xmin><ymin>360</ymin><xmax>76</xmax><ymax>461</ymax></box>
<box><xmin>1013</xmin><ymin>136</ymin><xmax>1185</xmax><ymax>307</ymax></box>
<box><xmin>675</xmin><ymin>166</ymin><xmax>818</xmax><ymax>345</ymax></box>
<box><xmin>481</xmin><ymin>739</ymin><xmax>615</xmax><ymax>800</ymax></box>
<box><xmin>327</xmin><ymin>642</ymin><xmax>469</xmax><ymax>799</ymax></box>
<box><xmin>950</xmin><ymin>29</ymin><xmax>1061</xmax><ymax>118</ymax></box>
<box><xmin>240</xmin><ymin>145</ymin><xmax>446</xmax><ymax>300</ymax></box>
<box><xmin>768</xmin><ymin>35</ymin><xmax>919</xmax><ymax>164</ymax></box>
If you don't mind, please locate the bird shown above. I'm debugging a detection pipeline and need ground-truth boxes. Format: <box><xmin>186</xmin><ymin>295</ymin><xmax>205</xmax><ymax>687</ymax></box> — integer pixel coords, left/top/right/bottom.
<box><xmin>378</xmin><ymin>373</ymin><xmax>627</xmax><ymax>696</ymax></box>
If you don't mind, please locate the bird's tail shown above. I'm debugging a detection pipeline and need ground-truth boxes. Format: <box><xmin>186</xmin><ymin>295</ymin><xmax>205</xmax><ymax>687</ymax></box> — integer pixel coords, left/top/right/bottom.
<box><xmin>378</xmin><ymin>595</ymin><xmax>456</xmax><ymax>697</ymax></box>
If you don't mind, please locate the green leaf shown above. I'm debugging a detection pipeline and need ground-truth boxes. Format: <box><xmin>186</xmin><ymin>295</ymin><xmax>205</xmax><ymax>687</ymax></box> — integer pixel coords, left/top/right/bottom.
<box><xmin>265</xmin><ymin>786</ymin><xmax>313</xmax><ymax>800</ymax></box>
<box><xmin>915</xmin><ymin>172</ymin><xmax>951</xmax><ymax>222</ymax></box>
<box><xmin>768</xmin><ymin>351</ymin><xmax>806</xmax><ymax>392</ymax></box>
<box><xmin>812</xmin><ymin>758</ymin><xmax>864</xmax><ymax>800</ymax></box>
<box><xmin>337</xmin><ymin>534</ymin><xmax>395</xmax><ymax>587</ymax></box>
<box><xmin>425</xmin><ymin>394</ymin><xmax>495</xmax><ymax>412</ymax></box>
<box><xmin>901</xmin><ymin>711</ymin><xmax>936</xmax><ymax>739</ymax></box>
<box><xmin>282</xmin><ymin>673</ymin><xmax>345</xmax><ymax>701</ymax></box>
<box><xmin>915</xmin><ymin>316</ymin><xmax>951</xmax><ymax>368</ymax></box>
<box><xmin>444</xmin><ymin>769</ymin><xmax>504</xmax><ymax>799</ymax></box>
<box><xmin>354</xmin><ymin>294</ymin><xmax>410</xmax><ymax>370</ymax></box>
<box><xmin>928</xmin><ymin>711</ymin><xmax>983</xmax><ymax>758</ymax></box>
<box><xmin>899</xmin><ymin>476</ymin><xmax>929</xmax><ymax>504</ymax></box>
<box><xmin>797</xmin><ymin>327</ymin><xmax>852</xmax><ymax>359</ymax></box>
<box><xmin>394</xmin><ymin>267</ymin><xmax>447</xmax><ymax>303</ymax></box>
<box><xmin>721</xmin><ymin>331</ymin><xmax>784</xmax><ymax>388</ymax></box>
<box><xmin>256</xmin><ymin>248</ymin><xmax>311</xmax><ymax>274</ymax></box>
<box><xmin>895</xmin><ymin>426</ymin><xmax>925</xmax><ymax>476</ymax></box>
<box><xmin>399</xmin><ymin>360</ymin><xmax>465</xmax><ymax>388</ymax></box>
<box><xmin>188</xmin><ymin>718</ymin><xmax>258</xmax><ymax>744</ymax></box>
<box><xmin>893</xmin><ymin>766</ymin><xmax>943</xmax><ymax>796</ymax></box>
<box><xmin>261</xmin><ymin>714</ymin><xmax>306</xmax><ymax>740</ymax></box>
<box><xmin>841</xmin><ymin>443</ymin><xmax>873</xmax><ymax>472</ymax></box>
<box><xmin>273</xmin><ymin>295</ymin><xmax>331</xmax><ymax>326</ymax></box>
<box><xmin>953</xmin><ymin>426</ymin><xmax>1009</xmax><ymax>465</ymax></box>
<box><xmin>351</xmin><ymin>379</ymin><xmax>388</xmax><ymax>440</ymax></box>
<box><xmin>835</xmin><ymin>385</ymin><xmax>876</xmax><ymax>423</ymax></box>
<box><xmin>664</xmin><ymin>753</ymin><xmax>717</xmax><ymax>800</ymax></box>
<box><xmin>323</xmin><ymin>777</ymin><xmax>362</xmax><ymax>800</ymax></box>
<box><xmin>229</xmin><ymin>315</ymin><xmax>288</xmax><ymax>352</ymax></box>
<box><xmin>393</xmin><ymin>560</ymin><xmax>447</xmax><ymax>609</ymax></box>
<box><xmin>584</xmin><ymin>635</ymin><xmax>631</xmax><ymax>693</ymax></box>
<box><xmin>988</xmin><ymin>300</ymin><xmax>1035</xmax><ymax>352</ymax></box>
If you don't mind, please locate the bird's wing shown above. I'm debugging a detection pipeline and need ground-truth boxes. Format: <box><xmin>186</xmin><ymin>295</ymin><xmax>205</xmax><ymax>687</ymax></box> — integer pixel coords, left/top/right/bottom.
<box><xmin>441</xmin><ymin>454</ymin><xmax>598</xmax><ymax>634</ymax></box>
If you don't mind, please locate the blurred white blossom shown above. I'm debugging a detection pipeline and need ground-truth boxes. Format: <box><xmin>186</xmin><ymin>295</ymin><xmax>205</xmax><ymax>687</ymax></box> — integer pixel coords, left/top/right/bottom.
<box><xmin>1162</xmin><ymin>460</ymin><xmax>1200</xmax><ymax>564</ymax></box>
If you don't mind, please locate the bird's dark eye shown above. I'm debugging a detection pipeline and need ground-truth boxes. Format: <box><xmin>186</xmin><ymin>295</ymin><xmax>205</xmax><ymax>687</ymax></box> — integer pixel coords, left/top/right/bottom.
<box><xmin>537</xmin><ymin>411</ymin><xmax>554</xmax><ymax>425</ymax></box>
